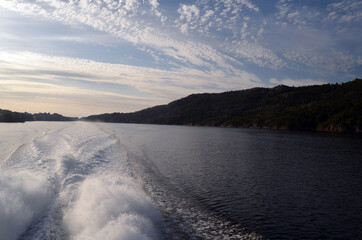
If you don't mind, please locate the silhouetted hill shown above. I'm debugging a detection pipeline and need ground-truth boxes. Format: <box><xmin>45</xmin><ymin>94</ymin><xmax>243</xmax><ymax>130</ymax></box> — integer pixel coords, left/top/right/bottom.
<box><xmin>0</xmin><ymin>110</ymin><xmax>78</xmax><ymax>122</ymax></box>
<box><xmin>0</xmin><ymin>109</ymin><xmax>26</xmax><ymax>122</ymax></box>
<box><xmin>83</xmin><ymin>79</ymin><xmax>362</xmax><ymax>133</ymax></box>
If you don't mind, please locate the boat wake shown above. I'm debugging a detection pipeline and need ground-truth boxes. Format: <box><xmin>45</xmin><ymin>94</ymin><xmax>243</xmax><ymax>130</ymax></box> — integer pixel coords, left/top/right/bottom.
<box><xmin>0</xmin><ymin>122</ymin><xmax>160</xmax><ymax>240</ymax></box>
<box><xmin>0</xmin><ymin>122</ymin><xmax>263</xmax><ymax>240</ymax></box>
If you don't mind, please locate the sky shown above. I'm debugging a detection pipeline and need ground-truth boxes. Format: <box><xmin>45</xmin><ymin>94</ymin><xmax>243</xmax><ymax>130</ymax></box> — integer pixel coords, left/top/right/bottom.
<box><xmin>0</xmin><ymin>0</ymin><xmax>361</xmax><ymax>117</ymax></box>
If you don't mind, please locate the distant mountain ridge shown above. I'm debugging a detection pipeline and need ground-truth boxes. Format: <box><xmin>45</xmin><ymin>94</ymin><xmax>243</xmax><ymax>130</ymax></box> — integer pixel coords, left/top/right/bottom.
<box><xmin>83</xmin><ymin>79</ymin><xmax>362</xmax><ymax>133</ymax></box>
<box><xmin>2</xmin><ymin>79</ymin><xmax>361</xmax><ymax>133</ymax></box>
<box><xmin>0</xmin><ymin>110</ymin><xmax>78</xmax><ymax>122</ymax></box>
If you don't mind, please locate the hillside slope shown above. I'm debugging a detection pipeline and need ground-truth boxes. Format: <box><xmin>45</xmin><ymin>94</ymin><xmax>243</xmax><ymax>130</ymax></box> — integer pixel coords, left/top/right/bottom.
<box><xmin>0</xmin><ymin>110</ymin><xmax>78</xmax><ymax>122</ymax></box>
<box><xmin>84</xmin><ymin>79</ymin><xmax>362</xmax><ymax>133</ymax></box>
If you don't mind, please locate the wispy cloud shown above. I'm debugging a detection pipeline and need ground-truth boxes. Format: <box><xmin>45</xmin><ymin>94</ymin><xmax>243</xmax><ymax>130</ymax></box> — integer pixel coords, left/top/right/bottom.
<box><xmin>326</xmin><ymin>0</ymin><xmax>362</xmax><ymax>23</ymax></box>
<box><xmin>1</xmin><ymin>51</ymin><xmax>262</xmax><ymax>92</ymax></box>
<box><xmin>275</xmin><ymin>0</ymin><xmax>309</xmax><ymax>26</ymax></box>
<box><xmin>271</xmin><ymin>0</ymin><xmax>362</xmax><ymax>76</ymax></box>
<box><xmin>1</xmin><ymin>0</ymin><xmax>360</xmax><ymax>76</ymax></box>
<box><xmin>0</xmin><ymin>51</ymin><xmax>264</xmax><ymax>115</ymax></box>
<box><xmin>1</xmin><ymin>0</ymin><xmax>233</xmax><ymax>72</ymax></box>
<box><xmin>0</xmin><ymin>0</ymin><xmax>284</xmax><ymax>72</ymax></box>
<box><xmin>173</xmin><ymin>0</ymin><xmax>285</xmax><ymax>70</ymax></box>
<box><xmin>284</xmin><ymin>50</ymin><xmax>362</xmax><ymax>73</ymax></box>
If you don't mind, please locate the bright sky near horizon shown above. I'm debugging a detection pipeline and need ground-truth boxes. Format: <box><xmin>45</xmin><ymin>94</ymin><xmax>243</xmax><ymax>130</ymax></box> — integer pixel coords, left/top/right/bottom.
<box><xmin>0</xmin><ymin>0</ymin><xmax>361</xmax><ymax>117</ymax></box>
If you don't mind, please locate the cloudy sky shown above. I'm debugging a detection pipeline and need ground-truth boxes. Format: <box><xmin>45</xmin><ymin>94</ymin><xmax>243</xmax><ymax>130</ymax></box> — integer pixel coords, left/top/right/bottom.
<box><xmin>0</xmin><ymin>0</ymin><xmax>361</xmax><ymax>117</ymax></box>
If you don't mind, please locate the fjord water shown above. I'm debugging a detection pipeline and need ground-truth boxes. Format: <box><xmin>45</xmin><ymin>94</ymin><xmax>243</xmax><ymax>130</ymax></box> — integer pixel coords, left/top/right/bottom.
<box><xmin>106</xmin><ymin>123</ymin><xmax>362</xmax><ymax>240</ymax></box>
<box><xmin>1</xmin><ymin>122</ymin><xmax>361</xmax><ymax>239</ymax></box>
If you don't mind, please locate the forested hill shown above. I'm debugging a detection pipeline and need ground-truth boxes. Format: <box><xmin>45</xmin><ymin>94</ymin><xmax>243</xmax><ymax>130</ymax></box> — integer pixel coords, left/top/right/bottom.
<box><xmin>0</xmin><ymin>110</ymin><xmax>78</xmax><ymax>122</ymax></box>
<box><xmin>84</xmin><ymin>79</ymin><xmax>362</xmax><ymax>133</ymax></box>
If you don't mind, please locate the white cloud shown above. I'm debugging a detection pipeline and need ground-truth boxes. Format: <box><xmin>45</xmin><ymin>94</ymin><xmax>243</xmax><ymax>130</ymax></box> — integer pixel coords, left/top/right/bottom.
<box><xmin>284</xmin><ymin>50</ymin><xmax>362</xmax><ymax>73</ymax></box>
<box><xmin>176</xmin><ymin>0</ymin><xmax>258</xmax><ymax>36</ymax></box>
<box><xmin>124</xmin><ymin>0</ymin><xmax>140</xmax><ymax>12</ymax></box>
<box><xmin>173</xmin><ymin>0</ymin><xmax>282</xmax><ymax>69</ymax></box>
<box><xmin>0</xmin><ymin>0</ymin><xmax>263</xmax><ymax>73</ymax></box>
<box><xmin>0</xmin><ymin>0</ymin><xmax>290</xmax><ymax>73</ymax></box>
<box><xmin>148</xmin><ymin>0</ymin><xmax>165</xmax><ymax>21</ymax></box>
<box><xmin>149</xmin><ymin>0</ymin><xmax>159</xmax><ymax>10</ymax></box>
<box><xmin>201</xmin><ymin>10</ymin><xmax>214</xmax><ymax>23</ymax></box>
<box><xmin>178</xmin><ymin>4</ymin><xmax>200</xmax><ymax>22</ymax></box>
<box><xmin>177</xmin><ymin>4</ymin><xmax>201</xmax><ymax>34</ymax></box>
<box><xmin>226</xmin><ymin>41</ymin><xmax>286</xmax><ymax>70</ymax></box>
<box><xmin>275</xmin><ymin>0</ymin><xmax>314</xmax><ymax>26</ymax></box>
<box><xmin>271</xmin><ymin>0</ymin><xmax>362</xmax><ymax>75</ymax></box>
<box><xmin>326</xmin><ymin>0</ymin><xmax>362</xmax><ymax>23</ymax></box>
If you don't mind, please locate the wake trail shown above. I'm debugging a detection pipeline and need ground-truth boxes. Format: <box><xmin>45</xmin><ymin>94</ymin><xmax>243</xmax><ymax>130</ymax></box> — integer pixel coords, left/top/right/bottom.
<box><xmin>0</xmin><ymin>122</ymin><xmax>161</xmax><ymax>240</ymax></box>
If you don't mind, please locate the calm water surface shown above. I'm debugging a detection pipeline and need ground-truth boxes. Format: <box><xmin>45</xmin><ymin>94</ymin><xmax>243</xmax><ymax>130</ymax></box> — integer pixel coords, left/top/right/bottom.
<box><xmin>106</xmin><ymin>124</ymin><xmax>362</xmax><ymax>239</ymax></box>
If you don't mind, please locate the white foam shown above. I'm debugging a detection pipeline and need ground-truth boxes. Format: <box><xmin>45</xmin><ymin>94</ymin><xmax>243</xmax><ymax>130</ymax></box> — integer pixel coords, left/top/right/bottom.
<box><xmin>64</xmin><ymin>175</ymin><xmax>161</xmax><ymax>240</ymax></box>
<box><xmin>0</xmin><ymin>123</ymin><xmax>163</xmax><ymax>239</ymax></box>
<box><xmin>0</xmin><ymin>170</ymin><xmax>51</xmax><ymax>240</ymax></box>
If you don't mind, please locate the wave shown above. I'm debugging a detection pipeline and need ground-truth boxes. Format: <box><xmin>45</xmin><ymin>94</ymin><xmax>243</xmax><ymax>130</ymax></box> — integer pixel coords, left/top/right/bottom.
<box><xmin>0</xmin><ymin>123</ymin><xmax>161</xmax><ymax>240</ymax></box>
<box><xmin>64</xmin><ymin>175</ymin><xmax>161</xmax><ymax>240</ymax></box>
<box><xmin>0</xmin><ymin>170</ymin><xmax>51</xmax><ymax>240</ymax></box>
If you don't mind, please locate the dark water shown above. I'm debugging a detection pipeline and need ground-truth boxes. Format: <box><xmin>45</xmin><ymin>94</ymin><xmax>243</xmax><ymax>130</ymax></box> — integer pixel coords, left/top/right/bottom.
<box><xmin>107</xmin><ymin>124</ymin><xmax>362</xmax><ymax>239</ymax></box>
